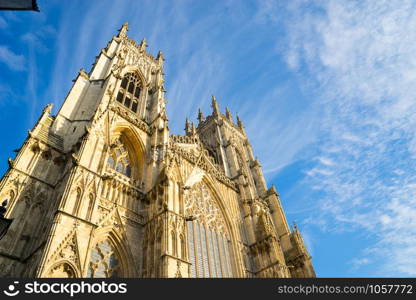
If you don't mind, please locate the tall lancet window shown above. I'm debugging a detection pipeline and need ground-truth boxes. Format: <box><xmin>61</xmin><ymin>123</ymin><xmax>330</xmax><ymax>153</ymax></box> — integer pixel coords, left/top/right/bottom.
<box><xmin>107</xmin><ymin>139</ymin><xmax>132</xmax><ymax>177</ymax></box>
<box><xmin>185</xmin><ymin>182</ymin><xmax>234</xmax><ymax>278</ymax></box>
<box><xmin>116</xmin><ymin>72</ymin><xmax>142</xmax><ymax>113</ymax></box>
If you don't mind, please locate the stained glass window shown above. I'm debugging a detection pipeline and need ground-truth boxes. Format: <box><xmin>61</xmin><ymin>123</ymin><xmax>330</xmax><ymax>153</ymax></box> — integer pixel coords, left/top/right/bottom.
<box><xmin>185</xmin><ymin>183</ymin><xmax>234</xmax><ymax>278</ymax></box>
<box><xmin>188</xmin><ymin>222</ymin><xmax>196</xmax><ymax>278</ymax></box>
<box><xmin>87</xmin><ymin>240</ymin><xmax>122</xmax><ymax>278</ymax></box>
<box><xmin>116</xmin><ymin>72</ymin><xmax>141</xmax><ymax>113</ymax></box>
<box><xmin>107</xmin><ymin>139</ymin><xmax>132</xmax><ymax>177</ymax></box>
<box><xmin>187</xmin><ymin>220</ymin><xmax>233</xmax><ymax>278</ymax></box>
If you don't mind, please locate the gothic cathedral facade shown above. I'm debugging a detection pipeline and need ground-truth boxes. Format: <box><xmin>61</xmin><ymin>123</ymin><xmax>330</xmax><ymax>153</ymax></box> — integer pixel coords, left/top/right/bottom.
<box><xmin>0</xmin><ymin>23</ymin><xmax>315</xmax><ymax>278</ymax></box>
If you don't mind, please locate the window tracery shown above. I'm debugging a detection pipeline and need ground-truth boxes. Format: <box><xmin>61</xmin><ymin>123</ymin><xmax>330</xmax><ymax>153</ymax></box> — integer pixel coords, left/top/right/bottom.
<box><xmin>116</xmin><ymin>72</ymin><xmax>142</xmax><ymax>113</ymax></box>
<box><xmin>184</xmin><ymin>182</ymin><xmax>233</xmax><ymax>278</ymax></box>
<box><xmin>107</xmin><ymin>139</ymin><xmax>132</xmax><ymax>177</ymax></box>
<box><xmin>87</xmin><ymin>240</ymin><xmax>121</xmax><ymax>278</ymax></box>
<box><xmin>49</xmin><ymin>263</ymin><xmax>76</xmax><ymax>278</ymax></box>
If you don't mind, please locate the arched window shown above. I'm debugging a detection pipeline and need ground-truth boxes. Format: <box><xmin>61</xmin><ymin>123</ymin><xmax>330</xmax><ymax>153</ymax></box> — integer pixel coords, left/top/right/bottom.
<box><xmin>116</xmin><ymin>72</ymin><xmax>142</xmax><ymax>113</ymax></box>
<box><xmin>72</xmin><ymin>187</ymin><xmax>82</xmax><ymax>215</ymax></box>
<box><xmin>86</xmin><ymin>193</ymin><xmax>95</xmax><ymax>221</ymax></box>
<box><xmin>180</xmin><ymin>234</ymin><xmax>186</xmax><ymax>259</ymax></box>
<box><xmin>107</xmin><ymin>139</ymin><xmax>132</xmax><ymax>177</ymax></box>
<box><xmin>171</xmin><ymin>231</ymin><xmax>177</xmax><ymax>256</ymax></box>
<box><xmin>49</xmin><ymin>263</ymin><xmax>77</xmax><ymax>278</ymax></box>
<box><xmin>87</xmin><ymin>240</ymin><xmax>122</xmax><ymax>278</ymax></box>
<box><xmin>185</xmin><ymin>183</ymin><xmax>234</xmax><ymax>278</ymax></box>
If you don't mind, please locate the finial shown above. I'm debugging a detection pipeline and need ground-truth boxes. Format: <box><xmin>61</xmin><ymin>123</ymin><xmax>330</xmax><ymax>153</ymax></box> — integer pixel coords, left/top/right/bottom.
<box><xmin>185</xmin><ymin>118</ymin><xmax>190</xmax><ymax>135</ymax></box>
<box><xmin>79</xmin><ymin>68</ymin><xmax>89</xmax><ymax>79</ymax></box>
<box><xmin>211</xmin><ymin>95</ymin><xmax>219</xmax><ymax>116</ymax></box>
<box><xmin>118</xmin><ymin>22</ymin><xmax>129</xmax><ymax>38</ymax></box>
<box><xmin>197</xmin><ymin>109</ymin><xmax>205</xmax><ymax>123</ymax></box>
<box><xmin>270</xmin><ymin>184</ymin><xmax>277</xmax><ymax>195</ymax></box>
<box><xmin>139</xmin><ymin>38</ymin><xmax>148</xmax><ymax>52</ymax></box>
<box><xmin>157</xmin><ymin>50</ymin><xmax>164</xmax><ymax>61</ymax></box>
<box><xmin>225</xmin><ymin>107</ymin><xmax>233</xmax><ymax>121</ymax></box>
<box><xmin>191</xmin><ymin>122</ymin><xmax>196</xmax><ymax>136</ymax></box>
<box><xmin>292</xmin><ymin>221</ymin><xmax>298</xmax><ymax>232</ymax></box>
<box><xmin>237</xmin><ymin>115</ymin><xmax>244</xmax><ymax>128</ymax></box>
<box><xmin>43</xmin><ymin>103</ymin><xmax>53</xmax><ymax>114</ymax></box>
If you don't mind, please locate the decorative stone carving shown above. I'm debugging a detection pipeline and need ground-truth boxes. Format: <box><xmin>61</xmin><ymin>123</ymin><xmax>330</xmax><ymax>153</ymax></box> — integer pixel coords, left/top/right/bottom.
<box><xmin>48</xmin><ymin>263</ymin><xmax>76</xmax><ymax>278</ymax></box>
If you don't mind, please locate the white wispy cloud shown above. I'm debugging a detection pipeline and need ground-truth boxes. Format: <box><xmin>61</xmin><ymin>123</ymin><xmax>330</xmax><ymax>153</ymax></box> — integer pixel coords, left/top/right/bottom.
<box><xmin>0</xmin><ymin>17</ymin><xmax>7</xmax><ymax>29</ymax></box>
<box><xmin>350</xmin><ymin>257</ymin><xmax>371</xmax><ymax>272</ymax></box>
<box><xmin>275</xmin><ymin>0</ymin><xmax>416</xmax><ymax>276</ymax></box>
<box><xmin>0</xmin><ymin>46</ymin><xmax>25</xmax><ymax>71</ymax></box>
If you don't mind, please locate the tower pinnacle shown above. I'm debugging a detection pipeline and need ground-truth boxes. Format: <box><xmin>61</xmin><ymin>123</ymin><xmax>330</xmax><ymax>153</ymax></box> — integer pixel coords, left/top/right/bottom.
<box><xmin>225</xmin><ymin>107</ymin><xmax>233</xmax><ymax>122</ymax></box>
<box><xmin>139</xmin><ymin>38</ymin><xmax>148</xmax><ymax>52</ymax></box>
<box><xmin>197</xmin><ymin>109</ymin><xmax>205</xmax><ymax>124</ymax></box>
<box><xmin>211</xmin><ymin>95</ymin><xmax>220</xmax><ymax>116</ymax></box>
<box><xmin>185</xmin><ymin>118</ymin><xmax>190</xmax><ymax>135</ymax></box>
<box><xmin>237</xmin><ymin>115</ymin><xmax>244</xmax><ymax>128</ymax></box>
<box><xmin>118</xmin><ymin>22</ymin><xmax>129</xmax><ymax>38</ymax></box>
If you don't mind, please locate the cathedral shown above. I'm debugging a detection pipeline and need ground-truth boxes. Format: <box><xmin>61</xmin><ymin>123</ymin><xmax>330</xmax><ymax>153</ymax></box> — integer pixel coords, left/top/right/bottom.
<box><xmin>0</xmin><ymin>23</ymin><xmax>315</xmax><ymax>278</ymax></box>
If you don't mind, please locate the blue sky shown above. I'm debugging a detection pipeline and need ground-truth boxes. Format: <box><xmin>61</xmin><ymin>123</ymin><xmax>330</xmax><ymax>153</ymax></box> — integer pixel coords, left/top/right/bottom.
<box><xmin>1</xmin><ymin>0</ymin><xmax>416</xmax><ymax>277</ymax></box>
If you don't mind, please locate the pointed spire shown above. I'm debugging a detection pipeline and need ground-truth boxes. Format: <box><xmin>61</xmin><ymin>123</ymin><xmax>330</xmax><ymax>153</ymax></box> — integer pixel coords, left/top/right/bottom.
<box><xmin>225</xmin><ymin>107</ymin><xmax>233</xmax><ymax>122</ymax></box>
<box><xmin>43</xmin><ymin>103</ymin><xmax>53</xmax><ymax>115</ymax></box>
<box><xmin>292</xmin><ymin>221</ymin><xmax>299</xmax><ymax>232</ymax></box>
<box><xmin>197</xmin><ymin>108</ymin><xmax>205</xmax><ymax>123</ymax></box>
<box><xmin>185</xmin><ymin>118</ymin><xmax>190</xmax><ymax>135</ymax></box>
<box><xmin>211</xmin><ymin>95</ymin><xmax>220</xmax><ymax>116</ymax></box>
<box><xmin>191</xmin><ymin>122</ymin><xmax>197</xmax><ymax>136</ymax></box>
<box><xmin>156</xmin><ymin>50</ymin><xmax>165</xmax><ymax>65</ymax></box>
<box><xmin>270</xmin><ymin>184</ymin><xmax>278</xmax><ymax>196</ymax></box>
<box><xmin>237</xmin><ymin>115</ymin><xmax>244</xmax><ymax>128</ymax></box>
<box><xmin>139</xmin><ymin>38</ymin><xmax>148</xmax><ymax>52</ymax></box>
<box><xmin>118</xmin><ymin>22</ymin><xmax>129</xmax><ymax>38</ymax></box>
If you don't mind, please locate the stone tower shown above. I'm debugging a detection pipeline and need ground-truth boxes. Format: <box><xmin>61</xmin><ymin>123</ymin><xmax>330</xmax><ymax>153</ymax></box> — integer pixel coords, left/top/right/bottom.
<box><xmin>0</xmin><ymin>23</ymin><xmax>315</xmax><ymax>278</ymax></box>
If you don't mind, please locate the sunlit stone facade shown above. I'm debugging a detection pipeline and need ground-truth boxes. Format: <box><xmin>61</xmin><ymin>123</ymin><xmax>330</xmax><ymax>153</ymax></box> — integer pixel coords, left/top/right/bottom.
<box><xmin>0</xmin><ymin>23</ymin><xmax>315</xmax><ymax>278</ymax></box>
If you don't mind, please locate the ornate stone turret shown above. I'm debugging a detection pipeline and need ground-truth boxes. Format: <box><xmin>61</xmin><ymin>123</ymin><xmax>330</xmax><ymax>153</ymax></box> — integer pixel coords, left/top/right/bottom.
<box><xmin>225</xmin><ymin>107</ymin><xmax>233</xmax><ymax>122</ymax></box>
<box><xmin>139</xmin><ymin>38</ymin><xmax>148</xmax><ymax>52</ymax></box>
<box><xmin>185</xmin><ymin>118</ymin><xmax>191</xmax><ymax>136</ymax></box>
<box><xmin>237</xmin><ymin>115</ymin><xmax>243</xmax><ymax>128</ymax></box>
<box><xmin>211</xmin><ymin>95</ymin><xmax>220</xmax><ymax>116</ymax></box>
<box><xmin>118</xmin><ymin>22</ymin><xmax>129</xmax><ymax>38</ymax></box>
<box><xmin>195</xmin><ymin>96</ymin><xmax>315</xmax><ymax>278</ymax></box>
<box><xmin>156</xmin><ymin>50</ymin><xmax>164</xmax><ymax>66</ymax></box>
<box><xmin>197</xmin><ymin>109</ymin><xmax>204</xmax><ymax>124</ymax></box>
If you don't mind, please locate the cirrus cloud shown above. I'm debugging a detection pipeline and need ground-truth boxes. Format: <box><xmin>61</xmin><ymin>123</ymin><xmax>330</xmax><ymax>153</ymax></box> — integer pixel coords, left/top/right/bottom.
<box><xmin>280</xmin><ymin>0</ymin><xmax>416</xmax><ymax>276</ymax></box>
